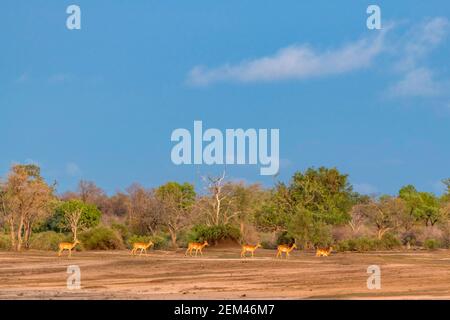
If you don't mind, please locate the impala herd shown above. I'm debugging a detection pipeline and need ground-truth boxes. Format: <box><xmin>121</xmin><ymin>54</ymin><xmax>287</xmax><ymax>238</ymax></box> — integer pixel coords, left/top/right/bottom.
<box><xmin>57</xmin><ymin>239</ymin><xmax>333</xmax><ymax>259</ymax></box>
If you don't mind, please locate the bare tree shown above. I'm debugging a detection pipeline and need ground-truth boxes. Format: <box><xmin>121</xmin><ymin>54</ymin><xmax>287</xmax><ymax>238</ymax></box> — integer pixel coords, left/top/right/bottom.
<box><xmin>348</xmin><ymin>204</ymin><xmax>367</xmax><ymax>234</ymax></box>
<box><xmin>358</xmin><ymin>196</ymin><xmax>405</xmax><ymax>239</ymax></box>
<box><xmin>63</xmin><ymin>206</ymin><xmax>83</xmax><ymax>241</ymax></box>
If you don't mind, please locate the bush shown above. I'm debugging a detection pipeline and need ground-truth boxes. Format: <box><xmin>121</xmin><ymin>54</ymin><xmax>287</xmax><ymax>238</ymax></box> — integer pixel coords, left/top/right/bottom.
<box><xmin>259</xmin><ymin>232</ymin><xmax>277</xmax><ymax>249</ymax></box>
<box><xmin>126</xmin><ymin>234</ymin><xmax>169</xmax><ymax>250</ymax></box>
<box><xmin>111</xmin><ymin>223</ymin><xmax>131</xmax><ymax>241</ymax></box>
<box><xmin>79</xmin><ymin>226</ymin><xmax>124</xmax><ymax>250</ymax></box>
<box><xmin>401</xmin><ymin>231</ymin><xmax>417</xmax><ymax>247</ymax></box>
<box><xmin>276</xmin><ymin>231</ymin><xmax>295</xmax><ymax>246</ymax></box>
<box><xmin>188</xmin><ymin>224</ymin><xmax>241</xmax><ymax>245</ymax></box>
<box><xmin>336</xmin><ymin>237</ymin><xmax>377</xmax><ymax>252</ymax></box>
<box><xmin>30</xmin><ymin>231</ymin><xmax>69</xmax><ymax>251</ymax></box>
<box><xmin>424</xmin><ymin>238</ymin><xmax>441</xmax><ymax>250</ymax></box>
<box><xmin>0</xmin><ymin>233</ymin><xmax>11</xmax><ymax>250</ymax></box>
<box><xmin>378</xmin><ymin>233</ymin><xmax>401</xmax><ymax>250</ymax></box>
<box><xmin>337</xmin><ymin>234</ymin><xmax>401</xmax><ymax>252</ymax></box>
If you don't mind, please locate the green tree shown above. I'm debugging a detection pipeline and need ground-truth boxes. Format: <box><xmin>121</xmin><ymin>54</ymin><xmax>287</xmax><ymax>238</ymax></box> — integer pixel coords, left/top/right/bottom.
<box><xmin>399</xmin><ymin>185</ymin><xmax>441</xmax><ymax>226</ymax></box>
<box><xmin>48</xmin><ymin>200</ymin><xmax>101</xmax><ymax>239</ymax></box>
<box><xmin>0</xmin><ymin>164</ymin><xmax>54</xmax><ymax>251</ymax></box>
<box><xmin>156</xmin><ymin>182</ymin><xmax>196</xmax><ymax>248</ymax></box>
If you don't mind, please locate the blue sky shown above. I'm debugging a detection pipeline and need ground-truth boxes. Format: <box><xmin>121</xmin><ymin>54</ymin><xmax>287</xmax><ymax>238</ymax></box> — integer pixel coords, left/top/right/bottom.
<box><xmin>1</xmin><ymin>1</ymin><xmax>449</xmax><ymax>196</ymax></box>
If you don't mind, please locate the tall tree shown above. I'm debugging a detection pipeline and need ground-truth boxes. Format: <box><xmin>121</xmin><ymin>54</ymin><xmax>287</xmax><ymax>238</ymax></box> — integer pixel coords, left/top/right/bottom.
<box><xmin>54</xmin><ymin>200</ymin><xmax>102</xmax><ymax>240</ymax></box>
<box><xmin>358</xmin><ymin>196</ymin><xmax>405</xmax><ymax>239</ymax></box>
<box><xmin>156</xmin><ymin>182</ymin><xmax>196</xmax><ymax>248</ymax></box>
<box><xmin>0</xmin><ymin>165</ymin><xmax>54</xmax><ymax>251</ymax></box>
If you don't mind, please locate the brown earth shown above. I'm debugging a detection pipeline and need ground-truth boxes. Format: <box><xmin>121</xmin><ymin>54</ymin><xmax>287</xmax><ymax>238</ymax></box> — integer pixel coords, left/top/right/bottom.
<box><xmin>0</xmin><ymin>248</ymin><xmax>450</xmax><ymax>300</ymax></box>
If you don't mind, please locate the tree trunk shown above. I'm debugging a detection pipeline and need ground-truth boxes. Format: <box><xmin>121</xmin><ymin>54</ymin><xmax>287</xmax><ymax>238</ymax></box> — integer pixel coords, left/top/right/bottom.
<box><xmin>9</xmin><ymin>219</ymin><xmax>16</xmax><ymax>250</ymax></box>
<box><xmin>16</xmin><ymin>217</ymin><xmax>24</xmax><ymax>251</ymax></box>
<box><xmin>72</xmin><ymin>226</ymin><xmax>78</xmax><ymax>241</ymax></box>
<box><xmin>24</xmin><ymin>221</ymin><xmax>31</xmax><ymax>249</ymax></box>
<box><xmin>169</xmin><ymin>228</ymin><xmax>178</xmax><ymax>249</ymax></box>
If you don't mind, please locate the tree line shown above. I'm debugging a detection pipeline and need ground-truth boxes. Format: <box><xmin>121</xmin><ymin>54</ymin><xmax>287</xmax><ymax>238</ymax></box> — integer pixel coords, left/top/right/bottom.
<box><xmin>1</xmin><ymin>164</ymin><xmax>449</xmax><ymax>252</ymax></box>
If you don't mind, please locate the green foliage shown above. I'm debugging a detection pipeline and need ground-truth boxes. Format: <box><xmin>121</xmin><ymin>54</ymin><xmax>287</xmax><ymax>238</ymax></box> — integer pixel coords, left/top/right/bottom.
<box><xmin>111</xmin><ymin>223</ymin><xmax>131</xmax><ymax>241</ymax></box>
<box><xmin>127</xmin><ymin>234</ymin><xmax>169</xmax><ymax>250</ymax></box>
<box><xmin>188</xmin><ymin>224</ymin><xmax>241</xmax><ymax>244</ymax></box>
<box><xmin>378</xmin><ymin>233</ymin><xmax>402</xmax><ymax>250</ymax></box>
<box><xmin>399</xmin><ymin>185</ymin><xmax>441</xmax><ymax>226</ymax></box>
<box><xmin>289</xmin><ymin>167</ymin><xmax>354</xmax><ymax>225</ymax></box>
<box><xmin>0</xmin><ymin>233</ymin><xmax>11</xmax><ymax>250</ymax></box>
<box><xmin>276</xmin><ymin>231</ymin><xmax>296</xmax><ymax>246</ymax></box>
<box><xmin>309</xmin><ymin>222</ymin><xmax>333</xmax><ymax>248</ymax></box>
<box><xmin>424</xmin><ymin>239</ymin><xmax>441</xmax><ymax>250</ymax></box>
<box><xmin>336</xmin><ymin>234</ymin><xmax>401</xmax><ymax>252</ymax></box>
<box><xmin>336</xmin><ymin>237</ymin><xmax>377</xmax><ymax>252</ymax></box>
<box><xmin>44</xmin><ymin>200</ymin><xmax>101</xmax><ymax>233</ymax></box>
<box><xmin>30</xmin><ymin>231</ymin><xmax>69</xmax><ymax>251</ymax></box>
<box><xmin>155</xmin><ymin>182</ymin><xmax>196</xmax><ymax>210</ymax></box>
<box><xmin>79</xmin><ymin>226</ymin><xmax>124</xmax><ymax>250</ymax></box>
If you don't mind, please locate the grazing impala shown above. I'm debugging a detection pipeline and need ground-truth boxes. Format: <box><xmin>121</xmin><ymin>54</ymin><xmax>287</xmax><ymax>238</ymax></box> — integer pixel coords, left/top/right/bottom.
<box><xmin>131</xmin><ymin>241</ymin><xmax>154</xmax><ymax>256</ymax></box>
<box><xmin>58</xmin><ymin>240</ymin><xmax>80</xmax><ymax>257</ymax></box>
<box><xmin>316</xmin><ymin>246</ymin><xmax>333</xmax><ymax>257</ymax></box>
<box><xmin>276</xmin><ymin>243</ymin><xmax>297</xmax><ymax>259</ymax></box>
<box><xmin>241</xmin><ymin>243</ymin><xmax>262</xmax><ymax>258</ymax></box>
<box><xmin>185</xmin><ymin>241</ymin><xmax>209</xmax><ymax>257</ymax></box>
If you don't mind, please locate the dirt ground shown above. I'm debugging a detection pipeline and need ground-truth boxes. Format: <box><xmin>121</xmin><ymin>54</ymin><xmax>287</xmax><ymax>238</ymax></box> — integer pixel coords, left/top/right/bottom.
<box><xmin>1</xmin><ymin>247</ymin><xmax>450</xmax><ymax>300</ymax></box>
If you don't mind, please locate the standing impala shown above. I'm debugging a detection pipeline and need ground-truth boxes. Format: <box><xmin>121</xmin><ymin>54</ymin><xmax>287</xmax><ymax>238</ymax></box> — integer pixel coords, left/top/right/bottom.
<box><xmin>131</xmin><ymin>241</ymin><xmax>154</xmax><ymax>256</ymax></box>
<box><xmin>241</xmin><ymin>243</ymin><xmax>262</xmax><ymax>258</ymax></box>
<box><xmin>276</xmin><ymin>243</ymin><xmax>297</xmax><ymax>259</ymax></box>
<box><xmin>185</xmin><ymin>241</ymin><xmax>209</xmax><ymax>257</ymax></box>
<box><xmin>58</xmin><ymin>240</ymin><xmax>80</xmax><ymax>257</ymax></box>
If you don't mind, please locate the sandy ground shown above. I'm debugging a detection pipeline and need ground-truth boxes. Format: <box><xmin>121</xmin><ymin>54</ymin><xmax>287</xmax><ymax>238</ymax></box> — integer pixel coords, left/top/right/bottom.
<box><xmin>0</xmin><ymin>248</ymin><xmax>450</xmax><ymax>300</ymax></box>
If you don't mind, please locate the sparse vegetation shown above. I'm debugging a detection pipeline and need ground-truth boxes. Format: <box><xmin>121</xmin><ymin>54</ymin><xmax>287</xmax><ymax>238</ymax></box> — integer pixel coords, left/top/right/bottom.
<box><xmin>0</xmin><ymin>164</ymin><xmax>449</xmax><ymax>252</ymax></box>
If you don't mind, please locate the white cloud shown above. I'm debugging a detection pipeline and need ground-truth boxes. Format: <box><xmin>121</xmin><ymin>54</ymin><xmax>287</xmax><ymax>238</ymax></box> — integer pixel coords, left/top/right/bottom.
<box><xmin>399</xmin><ymin>17</ymin><xmax>449</xmax><ymax>70</ymax></box>
<box><xmin>188</xmin><ymin>32</ymin><xmax>386</xmax><ymax>86</ymax></box>
<box><xmin>388</xmin><ymin>17</ymin><xmax>449</xmax><ymax>99</ymax></box>
<box><xmin>388</xmin><ymin>67</ymin><xmax>444</xmax><ymax>97</ymax></box>
<box><xmin>66</xmin><ymin>162</ymin><xmax>82</xmax><ymax>177</ymax></box>
<box><xmin>353</xmin><ymin>183</ymin><xmax>378</xmax><ymax>195</ymax></box>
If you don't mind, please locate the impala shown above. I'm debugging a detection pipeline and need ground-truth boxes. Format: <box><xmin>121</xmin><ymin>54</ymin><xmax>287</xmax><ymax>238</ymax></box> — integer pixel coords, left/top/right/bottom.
<box><xmin>58</xmin><ymin>240</ymin><xmax>80</xmax><ymax>257</ymax></box>
<box><xmin>276</xmin><ymin>243</ymin><xmax>297</xmax><ymax>259</ymax></box>
<box><xmin>241</xmin><ymin>243</ymin><xmax>262</xmax><ymax>258</ymax></box>
<box><xmin>316</xmin><ymin>246</ymin><xmax>333</xmax><ymax>257</ymax></box>
<box><xmin>185</xmin><ymin>241</ymin><xmax>209</xmax><ymax>257</ymax></box>
<box><xmin>131</xmin><ymin>241</ymin><xmax>154</xmax><ymax>256</ymax></box>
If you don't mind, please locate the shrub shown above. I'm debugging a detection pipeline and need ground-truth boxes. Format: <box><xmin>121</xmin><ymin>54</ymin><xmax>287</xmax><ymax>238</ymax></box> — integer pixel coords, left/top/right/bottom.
<box><xmin>336</xmin><ymin>237</ymin><xmax>377</xmax><ymax>252</ymax></box>
<box><xmin>30</xmin><ymin>231</ymin><xmax>69</xmax><ymax>251</ymax></box>
<box><xmin>126</xmin><ymin>234</ymin><xmax>169</xmax><ymax>250</ymax></box>
<box><xmin>259</xmin><ymin>232</ymin><xmax>277</xmax><ymax>249</ymax></box>
<box><xmin>188</xmin><ymin>224</ymin><xmax>241</xmax><ymax>245</ymax></box>
<box><xmin>401</xmin><ymin>231</ymin><xmax>417</xmax><ymax>247</ymax></box>
<box><xmin>276</xmin><ymin>231</ymin><xmax>295</xmax><ymax>246</ymax></box>
<box><xmin>0</xmin><ymin>233</ymin><xmax>11</xmax><ymax>250</ymax></box>
<box><xmin>378</xmin><ymin>233</ymin><xmax>401</xmax><ymax>250</ymax></box>
<box><xmin>309</xmin><ymin>222</ymin><xmax>333</xmax><ymax>248</ymax></box>
<box><xmin>111</xmin><ymin>223</ymin><xmax>131</xmax><ymax>241</ymax></box>
<box><xmin>79</xmin><ymin>226</ymin><xmax>124</xmax><ymax>250</ymax></box>
<box><xmin>424</xmin><ymin>238</ymin><xmax>441</xmax><ymax>250</ymax></box>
